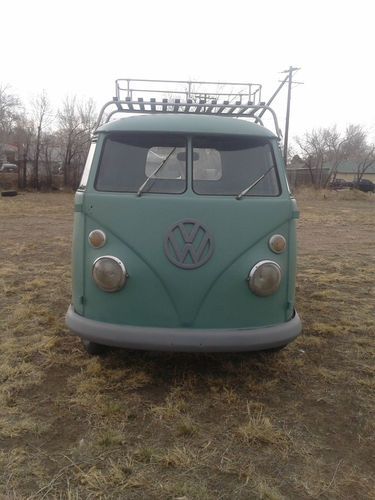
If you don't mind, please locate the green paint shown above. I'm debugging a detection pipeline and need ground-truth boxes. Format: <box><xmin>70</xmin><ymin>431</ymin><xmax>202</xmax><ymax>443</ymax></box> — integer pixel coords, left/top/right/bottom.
<box><xmin>71</xmin><ymin>114</ymin><xmax>299</xmax><ymax>335</ymax></box>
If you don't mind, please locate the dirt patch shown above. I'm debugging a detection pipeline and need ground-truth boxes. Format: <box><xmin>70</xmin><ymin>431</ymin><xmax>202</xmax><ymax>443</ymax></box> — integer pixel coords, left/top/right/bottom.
<box><xmin>0</xmin><ymin>190</ymin><xmax>374</xmax><ymax>499</ymax></box>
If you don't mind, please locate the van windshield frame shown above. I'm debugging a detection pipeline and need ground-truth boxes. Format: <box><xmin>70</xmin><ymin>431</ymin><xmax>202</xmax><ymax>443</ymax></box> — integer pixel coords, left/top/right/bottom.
<box><xmin>94</xmin><ymin>132</ymin><xmax>282</xmax><ymax>197</ymax></box>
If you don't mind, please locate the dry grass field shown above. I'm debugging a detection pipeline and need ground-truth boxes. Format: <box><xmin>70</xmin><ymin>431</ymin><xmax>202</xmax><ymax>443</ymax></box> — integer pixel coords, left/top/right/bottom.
<box><xmin>0</xmin><ymin>189</ymin><xmax>374</xmax><ymax>499</ymax></box>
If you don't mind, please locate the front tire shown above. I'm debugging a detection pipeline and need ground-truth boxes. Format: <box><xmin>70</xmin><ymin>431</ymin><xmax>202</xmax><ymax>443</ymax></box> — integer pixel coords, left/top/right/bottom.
<box><xmin>82</xmin><ymin>339</ymin><xmax>107</xmax><ymax>355</ymax></box>
<box><xmin>262</xmin><ymin>344</ymin><xmax>287</xmax><ymax>353</ymax></box>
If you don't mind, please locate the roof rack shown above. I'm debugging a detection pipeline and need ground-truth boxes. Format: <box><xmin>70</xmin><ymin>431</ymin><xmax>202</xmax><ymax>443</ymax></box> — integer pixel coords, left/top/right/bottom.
<box><xmin>95</xmin><ymin>78</ymin><xmax>283</xmax><ymax>139</ymax></box>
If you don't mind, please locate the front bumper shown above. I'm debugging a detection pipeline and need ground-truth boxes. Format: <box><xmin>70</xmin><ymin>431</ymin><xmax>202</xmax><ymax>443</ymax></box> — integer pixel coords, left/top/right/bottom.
<box><xmin>66</xmin><ymin>305</ymin><xmax>302</xmax><ymax>352</ymax></box>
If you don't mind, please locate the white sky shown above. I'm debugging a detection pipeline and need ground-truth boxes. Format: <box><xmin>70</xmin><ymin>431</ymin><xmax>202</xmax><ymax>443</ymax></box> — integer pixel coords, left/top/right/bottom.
<box><xmin>3</xmin><ymin>0</ymin><xmax>375</xmax><ymax>143</ymax></box>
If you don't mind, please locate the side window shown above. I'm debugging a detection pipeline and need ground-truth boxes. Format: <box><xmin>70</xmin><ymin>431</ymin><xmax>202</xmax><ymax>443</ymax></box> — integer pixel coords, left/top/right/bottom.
<box><xmin>78</xmin><ymin>142</ymin><xmax>96</xmax><ymax>190</ymax></box>
<box><xmin>95</xmin><ymin>134</ymin><xmax>187</xmax><ymax>193</ymax></box>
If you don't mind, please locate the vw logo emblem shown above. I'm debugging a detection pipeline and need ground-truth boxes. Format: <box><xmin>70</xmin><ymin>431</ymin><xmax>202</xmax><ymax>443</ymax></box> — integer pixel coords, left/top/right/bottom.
<box><xmin>164</xmin><ymin>219</ymin><xmax>215</xmax><ymax>269</ymax></box>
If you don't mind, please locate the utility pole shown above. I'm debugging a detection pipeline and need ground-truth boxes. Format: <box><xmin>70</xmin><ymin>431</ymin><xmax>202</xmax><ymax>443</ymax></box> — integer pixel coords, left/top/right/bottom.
<box><xmin>283</xmin><ymin>66</ymin><xmax>300</xmax><ymax>161</ymax></box>
<box><xmin>251</xmin><ymin>66</ymin><xmax>302</xmax><ymax>160</ymax></box>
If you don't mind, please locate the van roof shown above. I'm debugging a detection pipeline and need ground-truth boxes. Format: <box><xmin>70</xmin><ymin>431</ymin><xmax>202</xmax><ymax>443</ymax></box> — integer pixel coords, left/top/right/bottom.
<box><xmin>96</xmin><ymin>114</ymin><xmax>277</xmax><ymax>139</ymax></box>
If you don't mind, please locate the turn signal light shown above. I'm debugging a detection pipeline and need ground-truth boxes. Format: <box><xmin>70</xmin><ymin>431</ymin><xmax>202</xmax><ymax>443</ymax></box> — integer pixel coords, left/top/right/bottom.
<box><xmin>269</xmin><ymin>234</ymin><xmax>286</xmax><ymax>254</ymax></box>
<box><xmin>88</xmin><ymin>230</ymin><xmax>106</xmax><ymax>248</ymax></box>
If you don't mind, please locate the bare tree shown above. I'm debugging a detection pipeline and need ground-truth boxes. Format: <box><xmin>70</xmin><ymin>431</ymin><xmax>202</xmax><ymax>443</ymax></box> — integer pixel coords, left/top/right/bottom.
<box><xmin>354</xmin><ymin>144</ymin><xmax>375</xmax><ymax>182</ymax></box>
<box><xmin>0</xmin><ymin>85</ymin><xmax>22</xmax><ymax>165</ymax></box>
<box><xmin>58</xmin><ymin>96</ymin><xmax>79</xmax><ymax>187</ymax></box>
<box><xmin>39</xmin><ymin>132</ymin><xmax>59</xmax><ymax>189</ymax></box>
<box><xmin>0</xmin><ymin>89</ymin><xmax>98</xmax><ymax>191</ymax></box>
<box><xmin>79</xmin><ymin>98</ymin><xmax>96</xmax><ymax>134</ymax></box>
<box><xmin>295</xmin><ymin>128</ymin><xmax>327</xmax><ymax>187</ymax></box>
<box><xmin>320</xmin><ymin>126</ymin><xmax>349</xmax><ymax>186</ymax></box>
<box><xmin>341</xmin><ymin>125</ymin><xmax>375</xmax><ymax>182</ymax></box>
<box><xmin>12</xmin><ymin>116</ymin><xmax>35</xmax><ymax>188</ymax></box>
<box><xmin>0</xmin><ymin>84</ymin><xmax>21</xmax><ymax>135</ymax></box>
<box><xmin>295</xmin><ymin>124</ymin><xmax>375</xmax><ymax>188</ymax></box>
<box><xmin>58</xmin><ymin>96</ymin><xmax>96</xmax><ymax>188</ymax></box>
<box><xmin>31</xmin><ymin>90</ymin><xmax>51</xmax><ymax>190</ymax></box>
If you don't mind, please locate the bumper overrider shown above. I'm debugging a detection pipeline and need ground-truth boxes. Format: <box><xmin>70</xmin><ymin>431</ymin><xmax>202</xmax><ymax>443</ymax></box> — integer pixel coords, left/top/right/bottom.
<box><xmin>66</xmin><ymin>305</ymin><xmax>302</xmax><ymax>352</ymax></box>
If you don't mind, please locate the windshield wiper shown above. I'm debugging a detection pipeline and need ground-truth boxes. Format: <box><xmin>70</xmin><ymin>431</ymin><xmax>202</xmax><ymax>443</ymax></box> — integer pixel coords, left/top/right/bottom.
<box><xmin>235</xmin><ymin>165</ymin><xmax>275</xmax><ymax>200</ymax></box>
<box><xmin>136</xmin><ymin>147</ymin><xmax>177</xmax><ymax>197</ymax></box>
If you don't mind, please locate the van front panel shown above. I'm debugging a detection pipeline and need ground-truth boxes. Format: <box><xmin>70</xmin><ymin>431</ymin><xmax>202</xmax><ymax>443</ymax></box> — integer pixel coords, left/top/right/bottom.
<box><xmin>79</xmin><ymin>192</ymin><xmax>293</xmax><ymax>329</ymax></box>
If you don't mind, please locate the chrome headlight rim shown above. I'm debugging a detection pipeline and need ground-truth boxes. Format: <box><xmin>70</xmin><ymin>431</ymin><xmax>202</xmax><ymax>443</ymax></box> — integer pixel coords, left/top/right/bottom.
<box><xmin>248</xmin><ymin>260</ymin><xmax>282</xmax><ymax>297</ymax></box>
<box><xmin>92</xmin><ymin>255</ymin><xmax>127</xmax><ymax>292</ymax></box>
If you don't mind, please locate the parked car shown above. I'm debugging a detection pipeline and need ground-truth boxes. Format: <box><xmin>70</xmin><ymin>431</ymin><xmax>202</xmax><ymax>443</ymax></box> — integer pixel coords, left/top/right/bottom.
<box><xmin>329</xmin><ymin>178</ymin><xmax>349</xmax><ymax>190</ymax></box>
<box><xmin>0</xmin><ymin>163</ymin><xmax>18</xmax><ymax>173</ymax></box>
<box><xmin>352</xmin><ymin>178</ymin><xmax>375</xmax><ymax>193</ymax></box>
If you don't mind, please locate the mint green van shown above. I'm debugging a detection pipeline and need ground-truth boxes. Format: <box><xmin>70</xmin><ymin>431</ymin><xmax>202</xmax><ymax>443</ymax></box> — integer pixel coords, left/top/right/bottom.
<box><xmin>65</xmin><ymin>79</ymin><xmax>301</xmax><ymax>353</ymax></box>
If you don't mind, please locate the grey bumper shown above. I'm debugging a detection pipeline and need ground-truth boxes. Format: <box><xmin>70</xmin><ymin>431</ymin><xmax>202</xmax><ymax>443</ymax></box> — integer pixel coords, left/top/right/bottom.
<box><xmin>66</xmin><ymin>305</ymin><xmax>302</xmax><ymax>352</ymax></box>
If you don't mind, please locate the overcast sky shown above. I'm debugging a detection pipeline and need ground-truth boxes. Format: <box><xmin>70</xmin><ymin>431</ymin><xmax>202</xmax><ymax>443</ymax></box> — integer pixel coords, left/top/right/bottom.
<box><xmin>3</xmin><ymin>0</ymin><xmax>374</xmax><ymax>143</ymax></box>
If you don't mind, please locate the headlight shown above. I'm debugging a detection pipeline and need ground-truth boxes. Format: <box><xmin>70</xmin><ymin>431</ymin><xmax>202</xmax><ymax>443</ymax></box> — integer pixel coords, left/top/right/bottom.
<box><xmin>88</xmin><ymin>229</ymin><xmax>106</xmax><ymax>248</ymax></box>
<box><xmin>92</xmin><ymin>256</ymin><xmax>127</xmax><ymax>292</ymax></box>
<box><xmin>269</xmin><ymin>234</ymin><xmax>286</xmax><ymax>254</ymax></box>
<box><xmin>248</xmin><ymin>260</ymin><xmax>281</xmax><ymax>297</ymax></box>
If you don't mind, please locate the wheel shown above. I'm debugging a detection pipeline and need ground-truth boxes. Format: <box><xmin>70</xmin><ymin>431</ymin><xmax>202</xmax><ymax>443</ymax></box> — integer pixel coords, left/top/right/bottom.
<box><xmin>82</xmin><ymin>339</ymin><xmax>106</xmax><ymax>355</ymax></box>
<box><xmin>262</xmin><ymin>344</ymin><xmax>287</xmax><ymax>353</ymax></box>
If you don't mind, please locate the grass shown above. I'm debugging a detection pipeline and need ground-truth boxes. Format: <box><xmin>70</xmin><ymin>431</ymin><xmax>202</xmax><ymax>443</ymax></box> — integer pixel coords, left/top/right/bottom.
<box><xmin>238</xmin><ymin>405</ymin><xmax>290</xmax><ymax>449</ymax></box>
<box><xmin>0</xmin><ymin>190</ymin><xmax>374</xmax><ymax>498</ymax></box>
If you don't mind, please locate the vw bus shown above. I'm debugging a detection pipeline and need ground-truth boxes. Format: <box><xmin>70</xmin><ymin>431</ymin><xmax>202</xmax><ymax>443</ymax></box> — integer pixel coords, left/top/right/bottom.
<box><xmin>66</xmin><ymin>79</ymin><xmax>301</xmax><ymax>353</ymax></box>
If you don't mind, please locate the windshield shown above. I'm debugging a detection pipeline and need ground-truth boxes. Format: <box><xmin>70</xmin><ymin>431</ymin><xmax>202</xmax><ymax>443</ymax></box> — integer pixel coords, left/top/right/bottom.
<box><xmin>95</xmin><ymin>133</ymin><xmax>280</xmax><ymax>196</ymax></box>
<box><xmin>192</xmin><ymin>136</ymin><xmax>280</xmax><ymax>196</ymax></box>
<box><xmin>95</xmin><ymin>134</ymin><xmax>186</xmax><ymax>193</ymax></box>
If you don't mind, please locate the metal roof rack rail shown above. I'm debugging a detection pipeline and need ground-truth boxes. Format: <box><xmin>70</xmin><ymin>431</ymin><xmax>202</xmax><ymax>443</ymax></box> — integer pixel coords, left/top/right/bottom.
<box><xmin>95</xmin><ymin>78</ymin><xmax>283</xmax><ymax>139</ymax></box>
